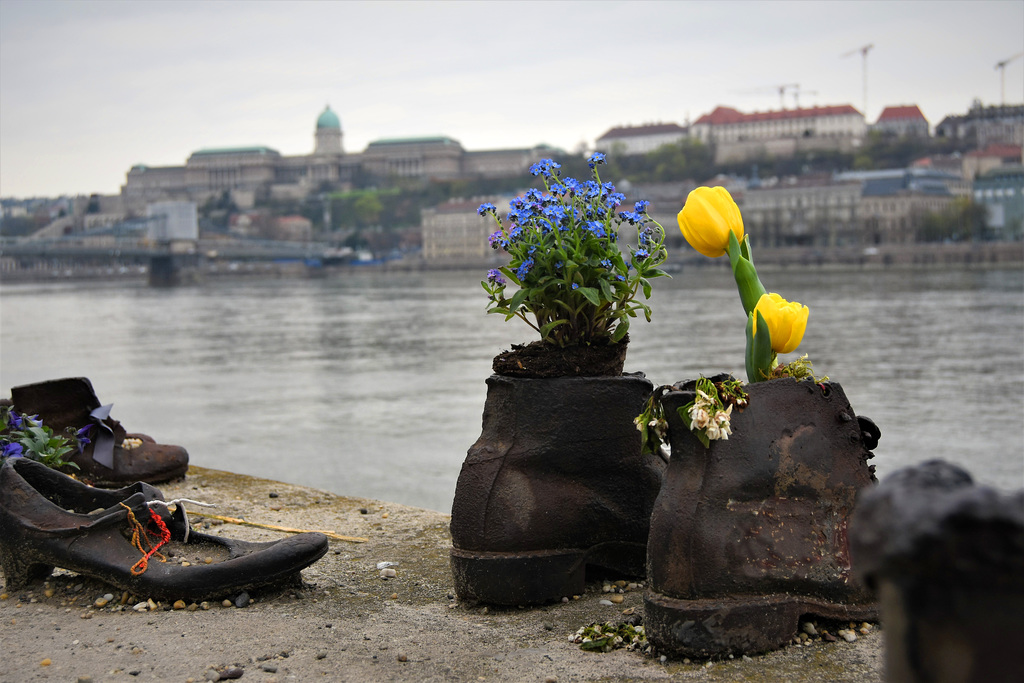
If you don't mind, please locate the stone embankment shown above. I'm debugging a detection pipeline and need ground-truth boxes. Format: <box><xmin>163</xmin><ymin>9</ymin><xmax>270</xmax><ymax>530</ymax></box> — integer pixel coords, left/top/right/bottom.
<box><xmin>0</xmin><ymin>467</ymin><xmax>883</xmax><ymax>682</ymax></box>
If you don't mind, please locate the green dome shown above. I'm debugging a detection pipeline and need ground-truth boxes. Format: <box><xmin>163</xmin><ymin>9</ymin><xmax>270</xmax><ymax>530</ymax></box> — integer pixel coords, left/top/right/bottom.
<box><xmin>317</xmin><ymin>106</ymin><xmax>341</xmax><ymax>129</ymax></box>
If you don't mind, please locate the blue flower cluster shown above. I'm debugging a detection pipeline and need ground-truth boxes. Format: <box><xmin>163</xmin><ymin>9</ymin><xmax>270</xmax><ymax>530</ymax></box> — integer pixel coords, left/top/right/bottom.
<box><xmin>477</xmin><ymin>153</ymin><xmax>668</xmax><ymax>346</ymax></box>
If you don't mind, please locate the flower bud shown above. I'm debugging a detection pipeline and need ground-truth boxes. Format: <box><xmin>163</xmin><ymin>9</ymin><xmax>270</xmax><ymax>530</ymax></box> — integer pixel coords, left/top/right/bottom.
<box><xmin>677</xmin><ymin>186</ymin><xmax>745</xmax><ymax>258</ymax></box>
<box><xmin>752</xmin><ymin>292</ymin><xmax>809</xmax><ymax>354</ymax></box>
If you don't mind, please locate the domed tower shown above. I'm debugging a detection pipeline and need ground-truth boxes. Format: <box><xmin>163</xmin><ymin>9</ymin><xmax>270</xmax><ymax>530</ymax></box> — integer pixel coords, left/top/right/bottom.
<box><xmin>315</xmin><ymin>105</ymin><xmax>343</xmax><ymax>155</ymax></box>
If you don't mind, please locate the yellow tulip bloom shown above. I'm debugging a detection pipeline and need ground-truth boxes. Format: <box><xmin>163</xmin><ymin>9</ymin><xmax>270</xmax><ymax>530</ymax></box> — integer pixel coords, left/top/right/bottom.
<box><xmin>752</xmin><ymin>292</ymin><xmax>809</xmax><ymax>354</ymax></box>
<box><xmin>676</xmin><ymin>186</ymin><xmax>745</xmax><ymax>258</ymax></box>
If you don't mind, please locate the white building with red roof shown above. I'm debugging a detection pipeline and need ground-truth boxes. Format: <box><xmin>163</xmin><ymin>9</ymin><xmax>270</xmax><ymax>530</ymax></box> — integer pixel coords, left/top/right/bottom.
<box><xmin>689</xmin><ymin>105</ymin><xmax>867</xmax><ymax>164</ymax></box>
<box><xmin>872</xmin><ymin>105</ymin><xmax>930</xmax><ymax>137</ymax></box>
<box><xmin>594</xmin><ymin>123</ymin><xmax>689</xmax><ymax>155</ymax></box>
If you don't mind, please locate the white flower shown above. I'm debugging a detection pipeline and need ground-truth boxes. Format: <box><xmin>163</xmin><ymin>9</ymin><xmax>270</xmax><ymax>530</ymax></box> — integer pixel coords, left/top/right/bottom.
<box><xmin>689</xmin><ymin>406</ymin><xmax>710</xmax><ymax>429</ymax></box>
<box><xmin>705</xmin><ymin>423</ymin><xmax>722</xmax><ymax>440</ymax></box>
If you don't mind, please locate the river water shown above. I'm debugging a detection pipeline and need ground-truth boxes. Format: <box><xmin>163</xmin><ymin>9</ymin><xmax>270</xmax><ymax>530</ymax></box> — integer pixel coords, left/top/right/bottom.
<box><xmin>2</xmin><ymin>266</ymin><xmax>1022</xmax><ymax>512</ymax></box>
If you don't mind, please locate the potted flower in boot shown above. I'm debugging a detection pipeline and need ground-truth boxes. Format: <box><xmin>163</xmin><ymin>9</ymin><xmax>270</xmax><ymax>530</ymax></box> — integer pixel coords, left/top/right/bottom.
<box><xmin>450</xmin><ymin>154</ymin><xmax>670</xmax><ymax>605</ymax></box>
<box><xmin>640</xmin><ymin>186</ymin><xmax>881</xmax><ymax>658</ymax></box>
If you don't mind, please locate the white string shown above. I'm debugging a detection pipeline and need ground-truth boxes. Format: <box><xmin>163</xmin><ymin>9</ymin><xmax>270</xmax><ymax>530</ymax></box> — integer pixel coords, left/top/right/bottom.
<box><xmin>146</xmin><ymin>498</ymin><xmax>216</xmax><ymax>543</ymax></box>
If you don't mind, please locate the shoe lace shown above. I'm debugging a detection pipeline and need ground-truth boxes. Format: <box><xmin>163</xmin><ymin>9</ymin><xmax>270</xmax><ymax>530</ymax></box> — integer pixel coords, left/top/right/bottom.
<box><xmin>120</xmin><ymin>498</ymin><xmax>216</xmax><ymax>575</ymax></box>
<box><xmin>121</xmin><ymin>502</ymin><xmax>171</xmax><ymax>575</ymax></box>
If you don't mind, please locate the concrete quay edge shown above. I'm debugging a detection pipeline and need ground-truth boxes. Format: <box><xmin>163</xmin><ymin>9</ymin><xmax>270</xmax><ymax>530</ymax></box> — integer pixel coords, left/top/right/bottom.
<box><xmin>0</xmin><ymin>466</ymin><xmax>883</xmax><ymax>682</ymax></box>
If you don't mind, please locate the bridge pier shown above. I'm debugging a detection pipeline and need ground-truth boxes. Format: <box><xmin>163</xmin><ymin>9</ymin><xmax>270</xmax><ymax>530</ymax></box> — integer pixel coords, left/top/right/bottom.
<box><xmin>149</xmin><ymin>254</ymin><xmax>181</xmax><ymax>287</ymax></box>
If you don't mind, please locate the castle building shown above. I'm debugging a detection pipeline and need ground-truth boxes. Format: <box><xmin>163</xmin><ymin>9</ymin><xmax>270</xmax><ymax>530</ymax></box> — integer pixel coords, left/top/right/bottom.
<box><xmin>595</xmin><ymin>123</ymin><xmax>689</xmax><ymax>155</ymax></box>
<box><xmin>121</xmin><ymin>106</ymin><xmax>552</xmax><ymax>212</ymax></box>
<box><xmin>871</xmin><ymin>105</ymin><xmax>930</xmax><ymax>137</ymax></box>
<box><xmin>690</xmin><ymin>105</ymin><xmax>867</xmax><ymax>164</ymax></box>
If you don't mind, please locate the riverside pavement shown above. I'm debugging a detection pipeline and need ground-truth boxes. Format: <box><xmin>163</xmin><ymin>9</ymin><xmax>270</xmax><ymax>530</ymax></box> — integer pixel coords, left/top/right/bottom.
<box><xmin>0</xmin><ymin>466</ymin><xmax>883</xmax><ymax>682</ymax></box>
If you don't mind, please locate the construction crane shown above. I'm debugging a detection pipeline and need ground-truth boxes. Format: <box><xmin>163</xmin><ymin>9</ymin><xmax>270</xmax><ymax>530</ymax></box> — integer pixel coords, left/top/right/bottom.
<box><xmin>792</xmin><ymin>87</ymin><xmax>818</xmax><ymax>109</ymax></box>
<box><xmin>995</xmin><ymin>52</ymin><xmax>1024</xmax><ymax>105</ymax></box>
<box><xmin>733</xmin><ymin>83</ymin><xmax>800</xmax><ymax>109</ymax></box>
<box><xmin>842</xmin><ymin>43</ymin><xmax>874</xmax><ymax>117</ymax></box>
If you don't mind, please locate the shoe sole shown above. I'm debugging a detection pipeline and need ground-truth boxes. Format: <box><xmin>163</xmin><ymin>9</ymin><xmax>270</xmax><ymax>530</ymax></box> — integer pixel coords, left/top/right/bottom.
<box><xmin>644</xmin><ymin>588</ymin><xmax>878</xmax><ymax>658</ymax></box>
<box><xmin>450</xmin><ymin>541</ymin><xmax>646</xmax><ymax>605</ymax></box>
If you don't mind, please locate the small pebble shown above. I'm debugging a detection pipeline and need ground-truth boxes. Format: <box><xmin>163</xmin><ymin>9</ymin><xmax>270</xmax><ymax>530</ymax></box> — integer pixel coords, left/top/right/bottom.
<box><xmin>269</xmin><ymin>492</ymin><xmax>279</xmax><ymax>498</ymax></box>
<box><xmin>204</xmin><ymin>671</ymin><xmax>220</xmax><ymax>682</ymax></box>
<box><xmin>802</xmin><ymin>622</ymin><xmax>818</xmax><ymax>636</ymax></box>
<box><xmin>77</xmin><ymin>677</ymin><xmax>95</xmax><ymax>683</ymax></box>
<box><xmin>40</xmin><ymin>659</ymin><xmax>51</xmax><ymax>667</ymax></box>
<box><xmin>133</xmin><ymin>602</ymin><xmax>149</xmax><ymax>612</ymax></box>
<box><xmin>544</xmin><ymin>677</ymin><xmax>558</xmax><ymax>683</ymax></box>
<box><xmin>219</xmin><ymin>668</ymin><xmax>244</xmax><ymax>680</ymax></box>
<box><xmin>260</xmin><ymin>664</ymin><xmax>278</xmax><ymax>673</ymax></box>
<box><xmin>221</xmin><ymin>600</ymin><xmax>232</xmax><ymax>608</ymax></box>
<box><xmin>397</xmin><ymin>653</ymin><xmax>408</xmax><ymax>662</ymax></box>
<box><xmin>315</xmin><ymin>651</ymin><xmax>327</xmax><ymax>660</ymax></box>
<box><xmin>234</xmin><ymin>592</ymin><xmax>251</xmax><ymax>608</ymax></box>
<box><xmin>94</xmin><ymin>597</ymin><xmax>110</xmax><ymax>608</ymax></box>
<box><xmin>173</xmin><ymin>600</ymin><xmax>186</xmax><ymax>610</ymax></box>
<box><xmin>608</xmin><ymin>594</ymin><xmax>624</xmax><ymax>604</ymax></box>
<box><xmin>381</xmin><ymin>512</ymin><xmax>389</xmax><ymax>519</ymax></box>
<box><xmin>598</xmin><ymin>599</ymin><xmax>614</xmax><ymax>606</ymax></box>
<box><xmin>380</xmin><ymin>568</ymin><xmax>397</xmax><ymax>579</ymax></box>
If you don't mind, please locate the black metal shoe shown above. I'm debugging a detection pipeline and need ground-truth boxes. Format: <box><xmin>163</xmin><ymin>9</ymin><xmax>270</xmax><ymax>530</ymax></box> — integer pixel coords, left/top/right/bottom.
<box><xmin>10</xmin><ymin>377</ymin><xmax>189</xmax><ymax>486</ymax></box>
<box><xmin>0</xmin><ymin>457</ymin><xmax>328</xmax><ymax>601</ymax></box>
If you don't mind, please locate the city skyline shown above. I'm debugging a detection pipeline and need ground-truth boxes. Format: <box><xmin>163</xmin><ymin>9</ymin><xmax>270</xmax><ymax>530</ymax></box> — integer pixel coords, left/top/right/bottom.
<box><xmin>1</xmin><ymin>0</ymin><xmax>1023</xmax><ymax>199</ymax></box>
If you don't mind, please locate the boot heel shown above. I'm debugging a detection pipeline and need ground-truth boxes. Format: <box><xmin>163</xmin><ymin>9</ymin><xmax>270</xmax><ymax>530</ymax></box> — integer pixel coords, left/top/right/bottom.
<box><xmin>450</xmin><ymin>548</ymin><xmax>586</xmax><ymax>605</ymax></box>
<box><xmin>0</xmin><ymin>547</ymin><xmax>54</xmax><ymax>590</ymax></box>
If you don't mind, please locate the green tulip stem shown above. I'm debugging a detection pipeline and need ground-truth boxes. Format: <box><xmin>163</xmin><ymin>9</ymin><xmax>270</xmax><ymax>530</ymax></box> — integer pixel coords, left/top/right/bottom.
<box><xmin>727</xmin><ymin>231</ymin><xmax>767</xmax><ymax>317</ymax></box>
<box><xmin>745</xmin><ymin>309</ymin><xmax>777</xmax><ymax>383</ymax></box>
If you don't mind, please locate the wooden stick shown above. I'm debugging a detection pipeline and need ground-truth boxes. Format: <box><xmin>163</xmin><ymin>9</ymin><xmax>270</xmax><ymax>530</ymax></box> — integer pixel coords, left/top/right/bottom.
<box><xmin>190</xmin><ymin>511</ymin><xmax>368</xmax><ymax>543</ymax></box>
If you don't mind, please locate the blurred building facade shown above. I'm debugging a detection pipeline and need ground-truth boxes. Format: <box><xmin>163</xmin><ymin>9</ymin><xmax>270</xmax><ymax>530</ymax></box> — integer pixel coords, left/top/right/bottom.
<box><xmin>122</xmin><ymin>106</ymin><xmax>552</xmax><ymax>211</ymax></box>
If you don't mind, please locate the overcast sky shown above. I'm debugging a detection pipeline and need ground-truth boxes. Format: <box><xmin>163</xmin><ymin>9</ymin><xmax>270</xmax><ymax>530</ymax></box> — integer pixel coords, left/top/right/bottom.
<box><xmin>1</xmin><ymin>0</ymin><xmax>1022</xmax><ymax>199</ymax></box>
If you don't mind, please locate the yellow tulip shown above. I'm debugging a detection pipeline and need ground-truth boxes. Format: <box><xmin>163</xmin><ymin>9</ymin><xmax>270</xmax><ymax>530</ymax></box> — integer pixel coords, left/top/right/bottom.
<box><xmin>677</xmin><ymin>186</ymin><xmax>745</xmax><ymax>258</ymax></box>
<box><xmin>752</xmin><ymin>292</ymin><xmax>809</xmax><ymax>354</ymax></box>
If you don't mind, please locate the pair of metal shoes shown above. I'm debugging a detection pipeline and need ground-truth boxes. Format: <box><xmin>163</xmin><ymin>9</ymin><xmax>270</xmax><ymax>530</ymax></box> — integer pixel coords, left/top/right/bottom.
<box><xmin>0</xmin><ymin>457</ymin><xmax>328</xmax><ymax>602</ymax></box>
<box><xmin>6</xmin><ymin>377</ymin><xmax>189</xmax><ymax>486</ymax></box>
<box><xmin>450</xmin><ymin>374</ymin><xmax>881</xmax><ymax>658</ymax></box>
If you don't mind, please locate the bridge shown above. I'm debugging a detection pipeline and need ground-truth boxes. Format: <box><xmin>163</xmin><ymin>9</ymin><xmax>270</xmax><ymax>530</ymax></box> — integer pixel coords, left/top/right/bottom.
<box><xmin>0</xmin><ymin>235</ymin><xmax>353</xmax><ymax>286</ymax></box>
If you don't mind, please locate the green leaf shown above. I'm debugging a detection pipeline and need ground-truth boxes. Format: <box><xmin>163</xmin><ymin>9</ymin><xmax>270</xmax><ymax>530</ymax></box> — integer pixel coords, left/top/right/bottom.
<box><xmin>499</xmin><ymin>266</ymin><xmax>520</xmax><ymax>287</ymax></box>
<box><xmin>611</xmin><ymin>318</ymin><xmax>629</xmax><ymax>342</ymax></box>
<box><xmin>508</xmin><ymin>287</ymin><xmax>529</xmax><ymax>313</ymax></box>
<box><xmin>728</xmin><ymin>232</ymin><xmax>767</xmax><ymax>316</ymax></box>
<box><xmin>539</xmin><ymin>319</ymin><xmax>568</xmax><ymax>338</ymax></box>
<box><xmin>746</xmin><ymin>310</ymin><xmax>776</xmax><ymax>383</ymax></box>
<box><xmin>598</xmin><ymin>278</ymin><xmax>615</xmax><ymax>303</ymax></box>
<box><xmin>576</xmin><ymin>286</ymin><xmax>600</xmax><ymax>306</ymax></box>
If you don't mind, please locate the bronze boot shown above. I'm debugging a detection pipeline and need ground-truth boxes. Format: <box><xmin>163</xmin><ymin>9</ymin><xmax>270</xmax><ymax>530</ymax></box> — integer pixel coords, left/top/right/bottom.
<box><xmin>645</xmin><ymin>376</ymin><xmax>879</xmax><ymax>658</ymax></box>
<box><xmin>10</xmin><ymin>377</ymin><xmax>189</xmax><ymax>485</ymax></box>
<box><xmin>450</xmin><ymin>373</ymin><xmax>664</xmax><ymax>605</ymax></box>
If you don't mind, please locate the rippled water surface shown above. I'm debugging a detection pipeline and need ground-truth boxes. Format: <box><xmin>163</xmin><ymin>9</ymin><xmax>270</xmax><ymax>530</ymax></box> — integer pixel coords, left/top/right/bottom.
<box><xmin>2</xmin><ymin>266</ymin><xmax>1022</xmax><ymax>511</ymax></box>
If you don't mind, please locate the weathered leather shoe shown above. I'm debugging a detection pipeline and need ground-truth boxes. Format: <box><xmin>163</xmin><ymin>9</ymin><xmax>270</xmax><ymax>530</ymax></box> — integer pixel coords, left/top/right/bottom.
<box><xmin>645</xmin><ymin>376</ymin><xmax>879</xmax><ymax>658</ymax></box>
<box><xmin>10</xmin><ymin>377</ymin><xmax>189</xmax><ymax>485</ymax></box>
<box><xmin>450</xmin><ymin>373</ymin><xmax>664</xmax><ymax>605</ymax></box>
<box><xmin>0</xmin><ymin>457</ymin><xmax>328</xmax><ymax>601</ymax></box>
